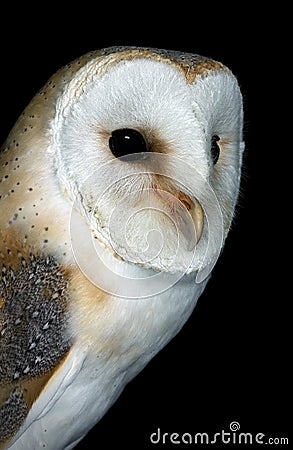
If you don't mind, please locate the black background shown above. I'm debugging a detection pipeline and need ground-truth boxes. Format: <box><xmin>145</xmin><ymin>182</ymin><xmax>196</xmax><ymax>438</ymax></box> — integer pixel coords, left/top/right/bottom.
<box><xmin>1</xmin><ymin>8</ymin><xmax>288</xmax><ymax>449</ymax></box>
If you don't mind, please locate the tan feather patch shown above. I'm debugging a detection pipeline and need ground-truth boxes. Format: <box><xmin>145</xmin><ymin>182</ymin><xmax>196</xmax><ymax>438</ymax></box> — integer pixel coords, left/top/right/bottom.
<box><xmin>81</xmin><ymin>46</ymin><xmax>229</xmax><ymax>84</ymax></box>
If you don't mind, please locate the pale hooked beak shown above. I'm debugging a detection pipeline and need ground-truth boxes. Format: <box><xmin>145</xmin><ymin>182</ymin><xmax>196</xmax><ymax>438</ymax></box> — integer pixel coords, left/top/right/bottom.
<box><xmin>154</xmin><ymin>188</ymin><xmax>204</xmax><ymax>251</ymax></box>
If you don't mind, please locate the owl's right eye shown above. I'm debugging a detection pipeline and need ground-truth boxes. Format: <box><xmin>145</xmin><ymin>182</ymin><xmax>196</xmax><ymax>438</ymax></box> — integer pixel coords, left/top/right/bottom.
<box><xmin>109</xmin><ymin>128</ymin><xmax>149</xmax><ymax>160</ymax></box>
<box><xmin>211</xmin><ymin>134</ymin><xmax>220</xmax><ymax>165</ymax></box>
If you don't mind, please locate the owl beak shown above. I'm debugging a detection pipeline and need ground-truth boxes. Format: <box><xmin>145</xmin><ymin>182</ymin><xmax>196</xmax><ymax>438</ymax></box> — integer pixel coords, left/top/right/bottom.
<box><xmin>177</xmin><ymin>192</ymin><xmax>204</xmax><ymax>251</ymax></box>
<box><xmin>154</xmin><ymin>189</ymin><xmax>204</xmax><ymax>251</ymax></box>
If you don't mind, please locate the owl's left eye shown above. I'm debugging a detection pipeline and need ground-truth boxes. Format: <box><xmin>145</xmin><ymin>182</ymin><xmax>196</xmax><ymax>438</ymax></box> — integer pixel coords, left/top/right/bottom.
<box><xmin>109</xmin><ymin>128</ymin><xmax>149</xmax><ymax>160</ymax></box>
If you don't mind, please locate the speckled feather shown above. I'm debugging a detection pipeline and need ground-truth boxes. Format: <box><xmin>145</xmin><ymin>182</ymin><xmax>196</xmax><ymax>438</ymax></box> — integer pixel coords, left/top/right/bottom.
<box><xmin>2</xmin><ymin>49</ymin><xmax>107</xmax><ymax>449</ymax></box>
<box><xmin>0</xmin><ymin>47</ymin><xmax>243</xmax><ymax>449</ymax></box>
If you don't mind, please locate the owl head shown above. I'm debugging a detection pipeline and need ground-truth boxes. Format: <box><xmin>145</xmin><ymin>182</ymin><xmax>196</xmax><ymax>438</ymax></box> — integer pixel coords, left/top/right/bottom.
<box><xmin>49</xmin><ymin>47</ymin><xmax>244</xmax><ymax>281</ymax></box>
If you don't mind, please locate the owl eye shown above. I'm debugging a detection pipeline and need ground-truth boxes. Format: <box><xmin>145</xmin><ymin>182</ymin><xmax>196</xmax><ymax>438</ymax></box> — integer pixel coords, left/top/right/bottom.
<box><xmin>211</xmin><ymin>135</ymin><xmax>220</xmax><ymax>165</ymax></box>
<box><xmin>109</xmin><ymin>128</ymin><xmax>148</xmax><ymax>160</ymax></box>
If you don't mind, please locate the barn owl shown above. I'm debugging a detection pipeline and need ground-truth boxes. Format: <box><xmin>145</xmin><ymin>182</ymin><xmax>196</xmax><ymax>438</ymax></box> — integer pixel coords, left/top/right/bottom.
<box><xmin>0</xmin><ymin>46</ymin><xmax>244</xmax><ymax>449</ymax></box>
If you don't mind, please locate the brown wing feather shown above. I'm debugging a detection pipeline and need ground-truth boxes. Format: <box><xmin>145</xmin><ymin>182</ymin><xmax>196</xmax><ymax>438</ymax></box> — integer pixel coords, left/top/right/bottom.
<box><xmin>0</xmin><ymin>236</ymin><xmax>72</xmax><ymax>447</ymax></box>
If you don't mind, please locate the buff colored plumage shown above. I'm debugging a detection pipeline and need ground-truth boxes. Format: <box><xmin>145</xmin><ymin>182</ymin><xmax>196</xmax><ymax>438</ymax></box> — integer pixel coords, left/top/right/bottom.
<box><xmin>0</xmin><ymin>47</ymin><xmax>244</xmax><ymax>449</ymax></box>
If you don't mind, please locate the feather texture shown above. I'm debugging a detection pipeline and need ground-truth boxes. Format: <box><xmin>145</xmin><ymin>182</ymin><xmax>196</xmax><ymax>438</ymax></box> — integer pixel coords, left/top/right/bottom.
<box><xmin>0</xmin><ymin>47</ymin><xmax>244</xmax><ymax>449</ymax></box>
